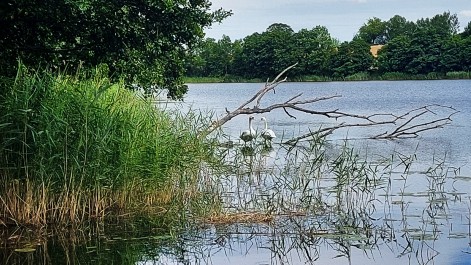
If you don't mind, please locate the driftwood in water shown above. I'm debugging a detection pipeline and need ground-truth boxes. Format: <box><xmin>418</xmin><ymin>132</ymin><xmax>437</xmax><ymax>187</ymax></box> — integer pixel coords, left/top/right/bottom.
<box><xmin>200</xmin><ymin>64</ymin><xmax>458</xmax><ymax>145</ymax></box>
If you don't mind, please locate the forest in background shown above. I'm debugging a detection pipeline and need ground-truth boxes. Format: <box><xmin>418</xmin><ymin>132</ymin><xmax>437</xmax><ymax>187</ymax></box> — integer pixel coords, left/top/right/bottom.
<box><xmin>185</xmin><ymin>12</ymin><xmax>471</xmax><ymax>81</ymax></box>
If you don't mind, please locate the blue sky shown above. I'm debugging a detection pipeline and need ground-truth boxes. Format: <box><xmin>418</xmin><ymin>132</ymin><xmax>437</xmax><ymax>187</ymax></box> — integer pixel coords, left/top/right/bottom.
<box><xmin>205</xmin><ymin>0</ymin><xmax>471</xmax><ymax>41</ymax></box>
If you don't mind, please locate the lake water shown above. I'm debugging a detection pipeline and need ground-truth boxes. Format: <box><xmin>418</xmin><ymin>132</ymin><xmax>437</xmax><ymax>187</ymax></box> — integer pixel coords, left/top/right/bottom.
<box><xmin>4</xmin><ymin>80</ymin><xmax>471</xmax><ymax>265</ymax></box>
<box><xmin>178</xmin><ymin>80</ymin><xmax>471</xmax><ymax>265</ymax></box>
<box><xmin>183</xmin><ymin>80</ymin><xmax>471</xmax><ymax>175</ymax></box>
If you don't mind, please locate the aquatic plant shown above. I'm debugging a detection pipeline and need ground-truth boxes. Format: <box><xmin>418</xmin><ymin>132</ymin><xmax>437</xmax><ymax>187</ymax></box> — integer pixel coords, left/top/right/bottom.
<box><xmin>0</xmin><ymin>65</ymin><xmax>217</xmax><ymax>227</ymax></box>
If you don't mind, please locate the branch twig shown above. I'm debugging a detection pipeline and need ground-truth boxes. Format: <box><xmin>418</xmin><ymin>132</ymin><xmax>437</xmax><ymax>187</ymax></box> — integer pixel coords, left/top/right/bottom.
<box><xmin>198</xmin><ymin>64</ymin><xmax>459</xmax><ymax>145</ymax></box>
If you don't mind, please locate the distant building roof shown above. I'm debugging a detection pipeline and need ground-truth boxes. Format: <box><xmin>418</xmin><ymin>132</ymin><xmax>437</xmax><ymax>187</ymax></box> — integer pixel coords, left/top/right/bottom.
<box><xmin>370</xmin><ymin>45</ymin><xmax>384</xmax><ymax>57</ymax></box>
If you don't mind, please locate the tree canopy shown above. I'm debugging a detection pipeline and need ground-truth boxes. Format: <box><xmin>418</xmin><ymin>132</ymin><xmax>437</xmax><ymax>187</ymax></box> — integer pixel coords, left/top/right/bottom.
<box><xmin>187</xmin><ymin>11</ymin><xmax>471</xmax><ymax>81</ymax></box>
<box><xmin>0</xmin><ymin>0</ymin><xmax>230</xmax><ymax>99</ymax></box>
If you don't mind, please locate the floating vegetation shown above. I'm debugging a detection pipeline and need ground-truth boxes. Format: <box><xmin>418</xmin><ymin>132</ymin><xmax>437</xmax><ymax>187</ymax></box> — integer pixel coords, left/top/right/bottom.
<box><xmin>202</xmin><ymin>212</ymin><xmax>274</xmax><ymax>224</ymax></box>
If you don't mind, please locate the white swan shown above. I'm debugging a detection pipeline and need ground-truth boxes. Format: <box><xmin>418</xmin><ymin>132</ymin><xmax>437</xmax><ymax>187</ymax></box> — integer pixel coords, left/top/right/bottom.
<box><xmin>260</xmin><ymin>117</ymin><xmax>276</xmax><ymax>145</ymax></box>
<box><xmin>240</xmin><ymin>116</ymin><xmax>256</xmax><ymax>143</ymax></box>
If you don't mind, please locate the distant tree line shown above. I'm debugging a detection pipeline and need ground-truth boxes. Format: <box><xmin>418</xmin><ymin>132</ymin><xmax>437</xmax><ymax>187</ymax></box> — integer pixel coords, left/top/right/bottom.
<box><xmin>185</xmin><ymin>12</ymin><xmax>471</xmax><ymax>80</ymax></box>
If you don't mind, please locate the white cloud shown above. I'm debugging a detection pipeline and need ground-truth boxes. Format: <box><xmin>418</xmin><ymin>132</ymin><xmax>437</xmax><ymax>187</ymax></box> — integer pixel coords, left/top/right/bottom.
<box><xmin>459</xmin><ymin>10</ymin><xmax>471</xmax><ymax>17</ymax></box>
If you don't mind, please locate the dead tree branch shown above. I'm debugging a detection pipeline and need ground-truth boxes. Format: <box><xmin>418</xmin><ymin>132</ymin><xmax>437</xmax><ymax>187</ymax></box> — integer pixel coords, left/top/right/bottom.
<box><xmin>285</xmin><ymin>104</ymin><xmax>458</xmax><ymax>145</ymax></box>
<box><xmin>203</xmin><ymin>63</ymin><xmax>301</xmax><ymax>134</ymax></box>
<box><xmin>199</xmin><ymin>64</ymin><xmax>459</xmax><ymax>145</ymax></box>
<box><xmin>370</xmin><ymin>105</ymin><xmax>458</xmax><ymax>140</ymax></box>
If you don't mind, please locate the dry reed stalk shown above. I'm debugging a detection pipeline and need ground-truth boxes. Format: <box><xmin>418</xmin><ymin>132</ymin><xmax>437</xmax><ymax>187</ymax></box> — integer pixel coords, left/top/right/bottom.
<box><xmin>0</xmin><ymin>180</ymin><xmax>88</xmax><ymax>226</ymax></box>
<box><xmin>203</xmin><ymin>212</ymin><xmax>274</xmax><ymax>224</ymax></box>
<box><xmin>0</xmin><ymin>177</ymin><xmax>191</xmax><ymax>227</ymax></box>
<box><xmin>0</xmin><ymin>179</ymin><xmax>48</xmax><ymax>226</ymax></box>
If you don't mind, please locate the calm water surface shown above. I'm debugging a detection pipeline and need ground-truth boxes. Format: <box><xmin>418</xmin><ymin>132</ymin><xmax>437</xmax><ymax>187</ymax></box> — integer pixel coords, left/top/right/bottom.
<box><xmin>178</xmin><ymin>80</ymin><xmax>471</xmax><ymax>265</ymax></box>
<box><xmin>184</xmin><ymin>80</ymin><xmax>471</xmax><ymax>174</ymax></box>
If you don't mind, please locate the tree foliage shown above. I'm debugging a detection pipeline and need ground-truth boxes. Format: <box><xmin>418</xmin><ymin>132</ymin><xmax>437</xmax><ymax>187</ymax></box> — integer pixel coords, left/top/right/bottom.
<box><xmin>292</xmin><ymin>26</ymin><xmax>337</xmax><ymax>76</ymax></box>
<box><xmin>0</xmin><ymin>0</ymin><xmax>230</xmax><ymax>99</ymax></box>
<box><xmin>385</xmin><ymin>15</ymin><xmax>415</xmax><ymax>40</ymax></box>
<box><xmin>187</xmin><ymin>12</ymin><xmax>471</xmax><ymax>81</ymax></box>
<box><xmin>185</xmin><ymin>36</ymin><xmax>240</xmax><ymax>77</ymax></box>
<box><xmin>331</xmin><ymin>39</ymin><xmax>373</xmax><ymax>77</ymax></box>
<box><xmin>357</xmin><ymin>17</ymin><xmax>388</xmax><ymax>44</ymax></box>
<box><xmin>377</xmin><ymin>35</ymin><xmax>415</xmax><ymax>73</ymax></box>
<box><xmin>462</xmin><ymin>21</ymin><xmax>471</xmax><ymax>38</ymax></box>
<box><xmin>233</xmin><ymin>23</ymin><xmax>296</xmax><ymax>78</ymax></box>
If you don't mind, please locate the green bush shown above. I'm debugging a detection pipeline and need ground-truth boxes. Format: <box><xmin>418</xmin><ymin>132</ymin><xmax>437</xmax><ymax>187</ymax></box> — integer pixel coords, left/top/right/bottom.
<box><xmin>380</xmin><ymin>72</ymin><xmax>408</xmax><ymax>80</ymax></box>
<box><xmin>296</xmin><ymin>75</ymin><xmax>332</xmax><ymax>82</ymax></box>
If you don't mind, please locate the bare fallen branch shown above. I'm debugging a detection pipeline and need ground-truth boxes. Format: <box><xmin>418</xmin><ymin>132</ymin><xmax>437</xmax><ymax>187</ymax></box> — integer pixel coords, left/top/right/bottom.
<box><xmin>370</xmin><ymin>105</ymin><xmax>458</xmax><ymax>140</ymax></box>
<box><xmin>199</xmin><ymin>64</ymin><xmax>459</xmax><ymax>145</ymax></box>
<box><xmin>285</xmin><ymin>104</ymin><xmax>458</xmax><ymax>145</ymax></box>
<box><xmin>202</xmin><ymin>63</ymin><xmax>299</xmax><ymax>134</ymax></box>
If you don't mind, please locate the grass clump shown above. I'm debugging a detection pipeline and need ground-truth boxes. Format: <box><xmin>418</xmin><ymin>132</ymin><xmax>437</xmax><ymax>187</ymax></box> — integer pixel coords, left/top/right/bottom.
<box><xmin>0</xmin><ymin>64</ymin><xmax>216</xmax><ymax>227</ymax></box>
<box><xmin>344</xmin><ymin>72</ymin><xmax>370</xmax><ymax>81</ymax></box>
<box><xmin>446</xmin><ymin>71</ymin><xmax>471</xmax><ymax>79</ymax></box>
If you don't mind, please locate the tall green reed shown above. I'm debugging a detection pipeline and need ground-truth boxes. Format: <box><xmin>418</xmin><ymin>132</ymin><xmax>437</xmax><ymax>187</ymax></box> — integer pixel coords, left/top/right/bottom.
<box><xmin>0</xmin><ymin>64</ymin><xmax>216</xmax><ymax>226</ymax></box>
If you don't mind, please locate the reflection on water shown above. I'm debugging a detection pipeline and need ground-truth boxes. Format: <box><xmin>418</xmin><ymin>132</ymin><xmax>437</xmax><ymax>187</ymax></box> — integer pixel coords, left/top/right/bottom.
<box><xmin>2</xmin><ymin>80</ymin><xmax>471</xmax><ymax>264</ymax></box>
<box><xmin>4</xmin><ymin>140</ymin><xmax>471</xmax><ymax>265</ymax></box>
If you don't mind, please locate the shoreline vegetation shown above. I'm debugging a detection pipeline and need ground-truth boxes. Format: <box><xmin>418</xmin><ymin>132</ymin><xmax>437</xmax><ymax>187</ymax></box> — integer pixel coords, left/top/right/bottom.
<box><xmin>1</xmin><ymin>65</ymin><xmax>463</xmax><ymax>231</ymax></box>
<box><xmin>0</xmin><ymin>65</ymin><xmax>221</xmax><ymax>230</ymax></box>
<box><xmin>184</xmin><ymin>71</ymin><xmax>471</xmax><ymax>83</ymax></box>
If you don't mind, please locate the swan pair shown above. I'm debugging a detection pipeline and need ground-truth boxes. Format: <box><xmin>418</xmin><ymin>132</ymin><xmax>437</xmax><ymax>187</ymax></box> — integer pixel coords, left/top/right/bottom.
<box><xmin>240</xmin><ymin>116</ymin><xmax>276</xmax><ymax>145</ymax></box>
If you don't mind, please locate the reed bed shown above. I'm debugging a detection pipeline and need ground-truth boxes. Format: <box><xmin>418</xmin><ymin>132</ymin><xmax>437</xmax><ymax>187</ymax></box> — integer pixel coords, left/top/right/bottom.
<box><xmin>0</xmin><ymin>65</ymin><xmax>217</xmax><ymax>227</ymax></box>
<box><xmin>446</xmin><ymin>71</ymin><xmax>471</xmax><ymax>79</ymax></box>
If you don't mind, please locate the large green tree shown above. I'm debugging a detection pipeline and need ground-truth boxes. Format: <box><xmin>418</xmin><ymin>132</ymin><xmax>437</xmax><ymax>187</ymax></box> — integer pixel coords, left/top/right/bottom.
<box><xmin>266</xmin><ymin>23</ymin><xmax>296</xmax><ymax>76</ymax></box>
<box><xmin>440</xmin><ymin>35</ymin><xmax>471</xmax><ymax>72</ymax></box>
<box><xmin>385</xmin><ymin>15</ymin><xmax>415</xmax><ymax>41</ymax></box>
<box><xmin>0</xmin><ymin>0</ymin><xmax>230</xmax><ymax>99</ymax></box>
<box><xmin>357</xmin><ymin>17</ymin><xmax>388</xmax><ymax>44</ymax></box>
<box><xmin>377</xmin><ymin>35</ymin><xmax>416</xmax><ymax>73</ymax></box>
<box><xmin>292</xmin><ymin>26</ymin><xmax>337</xmax><ymax>76</ymax></box>
<box><xmin>330</xmin><ymin>39</ymin><xmax>373</xmax><ymax>77</ymax></box>
<box><xmin>231</xmin><ymin>32</ymin><xmax>264</xmax><ymax>78</ymax></box>
<box><xmin>185</xmin><ymin>35</ymin><xmax>240</xmax><ymax>77</ymax></box>
<box><xmin>233</xmin><ymin>23</ymin><xmax>296</xmax><ymax>78</ymax></box>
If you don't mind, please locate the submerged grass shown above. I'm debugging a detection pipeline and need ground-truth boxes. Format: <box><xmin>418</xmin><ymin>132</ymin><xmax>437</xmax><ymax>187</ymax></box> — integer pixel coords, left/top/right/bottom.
<box><xmin>0</xmin><ymin>65</ymin><xmax>218</xmax><ymax>228</ymax></box>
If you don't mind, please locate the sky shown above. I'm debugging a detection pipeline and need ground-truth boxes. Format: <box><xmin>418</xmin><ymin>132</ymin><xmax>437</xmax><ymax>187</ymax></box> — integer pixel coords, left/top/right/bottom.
<box><xmin>204</xmin><ymin>0</ymin><xmax>471</xmax><ymax>42</ymax></box>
